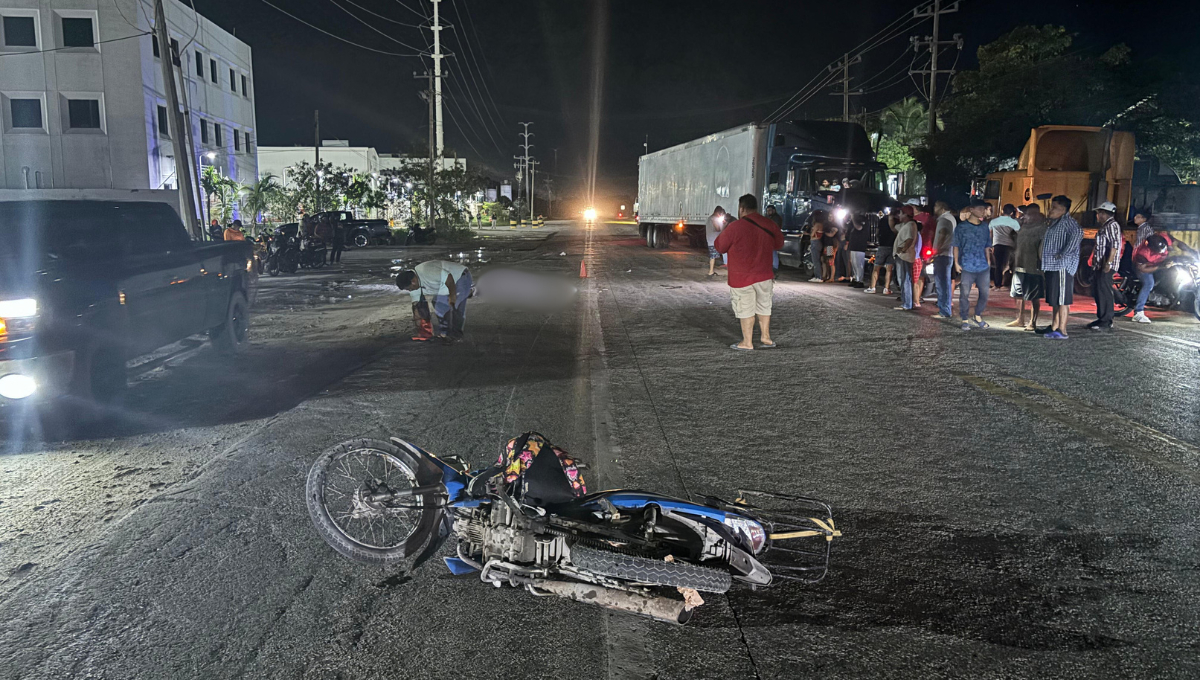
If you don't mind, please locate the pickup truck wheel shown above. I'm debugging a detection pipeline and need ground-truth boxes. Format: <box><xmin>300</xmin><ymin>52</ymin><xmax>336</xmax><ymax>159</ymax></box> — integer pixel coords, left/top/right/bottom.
<box><xmin>210</xmin><ymin>293</ymin><xmax>250</xmax><ymax>356</ymax></box>
<box><xmin>353</xmin><ymin>233</ymin><xmax>370</xmax><ymax>248</ymax></box>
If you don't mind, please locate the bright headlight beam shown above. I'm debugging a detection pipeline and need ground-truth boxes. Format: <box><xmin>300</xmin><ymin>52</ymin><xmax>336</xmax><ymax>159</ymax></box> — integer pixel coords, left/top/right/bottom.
<box><xmin>0</xmin><ymin>374</ymin><xmax>36</xmax><ymax>400</ymax></box>
<box><xmin>0</xmin><ymin>298</ymin><xmax>37</xmax><ymax>318</ymax></box>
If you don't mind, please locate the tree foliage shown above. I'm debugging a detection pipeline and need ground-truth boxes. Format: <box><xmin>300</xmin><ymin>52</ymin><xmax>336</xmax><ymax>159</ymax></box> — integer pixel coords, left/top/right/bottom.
<box><xmin>918</xmin><ymin>24</ymin><xmax>1200</xmax><ymax>189</ymax></box>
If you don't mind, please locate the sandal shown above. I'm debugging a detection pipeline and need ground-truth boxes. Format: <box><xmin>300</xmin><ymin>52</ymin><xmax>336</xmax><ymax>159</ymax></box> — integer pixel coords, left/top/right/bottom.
<box><xmin>730</xmin><ymin>343</ymin><xmax>754</xmax><ymax>351</ymax></box>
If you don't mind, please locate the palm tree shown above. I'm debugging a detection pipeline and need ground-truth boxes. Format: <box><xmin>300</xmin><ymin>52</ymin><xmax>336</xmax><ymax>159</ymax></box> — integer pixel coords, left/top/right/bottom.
<box><xmin>879</xmin><ymin>97</ymin><xmax>929</xmax><ymax>149</ymax></box>
<box><xmin>239</xmin><ymin>174</ymin><xmax>281</xmax><ymax>230</ymax></box>
<box><xmin>200</xmin><ymin>165</ymin><xmax>222</xmax><ymax>227</ymax></box>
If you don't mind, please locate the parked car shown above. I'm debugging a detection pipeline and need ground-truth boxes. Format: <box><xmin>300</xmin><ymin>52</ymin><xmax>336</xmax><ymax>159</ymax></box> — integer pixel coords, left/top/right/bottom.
<box><xmin>0</xmin><ymin>199</ymin><xmax>257</xmax><ymax>433</ymax></box>
<box><xmin>313</xmin><ymin>211</ymin><xmax>391</xmax><ymax>248</ymax></box>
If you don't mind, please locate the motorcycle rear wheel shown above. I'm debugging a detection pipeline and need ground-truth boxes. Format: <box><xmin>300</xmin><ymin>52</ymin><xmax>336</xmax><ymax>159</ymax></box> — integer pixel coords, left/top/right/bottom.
<box><xmin>306</xmin><ymin>439</ymin><xmax>437</xmax><ymax>565</ymax></box>
<box><xmin>570</xmin><ymin>545</ymin><xmax>732</xmax><ymax>594</ymax></box>
<box><xmin>1114</xmin><ymin>281</ymin><xmax>1134</xmax><ymax>317</ymax></box>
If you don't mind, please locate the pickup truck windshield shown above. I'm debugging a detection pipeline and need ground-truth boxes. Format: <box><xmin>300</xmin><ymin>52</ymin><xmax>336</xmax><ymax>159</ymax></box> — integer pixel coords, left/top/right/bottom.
<box><xmin>0</xmin><ymin>201</ymin><xmax>188</xmax><ymax>265</ymax></box>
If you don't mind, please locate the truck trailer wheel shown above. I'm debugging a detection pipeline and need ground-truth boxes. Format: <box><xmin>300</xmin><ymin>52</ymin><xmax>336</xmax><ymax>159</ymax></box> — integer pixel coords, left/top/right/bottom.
<box><xmin>654</xmin><ymin>225</ymin><xmax>671</xmax><ymax>249</ymax></box>
<box><xmin>645</xmin><ymin>224</ymin><xmax>657</xmax><ymax>248</ymax></box>
<box><xmin>210</xmin><ymin>292</ymin><xmax>250</xmax><ymax>356</ymax></box>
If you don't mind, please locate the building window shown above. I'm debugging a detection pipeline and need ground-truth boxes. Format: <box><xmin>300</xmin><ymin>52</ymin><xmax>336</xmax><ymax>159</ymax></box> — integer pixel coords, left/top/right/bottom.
<box><xmin>229</xmin><ymin>68</ymin><xmax>236</xmax><ymax>92</ymax></box>
<box><xmin>2</xmin><ymin>16</ymin><xmax>37</xmax><ymax>48</ymax></box>
<box><xmin>232</xmin><ymin>128</ymin><xmax>240</xmax><ymax>151</ymax></box>
<box><xmin>67</xmin><ymin>99</ymin><xmax>101</xmax><ymax>129</ymax></box>
<box><xmin>241</xmin><ymin>75</ymin><xmax>248</xmax><ymax>97</ymax></box>
<box><xmin>10</xmin><ymin>98</ymin><xmax>43</xmax><ymax>128</ymax></box>
<box><xmin>152</xmin><ymin>34</ymin><xmax>159</xmax><ymax>58</ymax></box>
<box><xmin>157</xmin><ymin>105</ymin><xmax>169</xmax><ymax>138</ymax></box>
<box><xmin>214</xmin><ymin>123</ymin><xmax>222</xmax><ymax>147</ymax></box>
<box><xmin>210</xmin><ymin>59</ymin><xmax>217</xmax><ymax>84</ymax></box>
<box><xmin>60</xmin><ymin>17</ymin><xmax>93</xmax><ymax>48</ymax></box>
<box><xmin>244</xmin><ymin>131</ymin><xmax>251</xmax><ymax>152</ymax></box>
<box><xmin>195</xmin><ymin>51</ymin><xmax>204</xmax><ymax>78</ymax></box>
<box><xmin>200</xmin><ymin>119</ymin><xmax>209</xmax><ymax>144</ymax></box>
<box><xmin>169</xmin><ymin>37</ymin><xmax>180</xmax><ymax>66</ymax></box>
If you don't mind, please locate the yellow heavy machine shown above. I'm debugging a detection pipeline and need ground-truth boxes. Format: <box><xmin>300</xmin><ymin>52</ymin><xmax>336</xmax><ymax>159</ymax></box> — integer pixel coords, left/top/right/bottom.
<box><xmin>982</xmin><ymin>125</ymin><xmax>1136</xmax><ymax>227</ymax></box>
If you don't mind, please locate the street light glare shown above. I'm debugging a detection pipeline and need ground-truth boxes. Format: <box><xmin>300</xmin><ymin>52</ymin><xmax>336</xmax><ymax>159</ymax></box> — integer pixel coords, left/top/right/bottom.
<box><xmin>583</xmin><ymin>208</ymin><xmax>597</xmax><ymax>221</ymax></box>
<box><xmin>205</xmin><ymin>152</ymin><xmax>216</xmax><ymax>160</ymax></box>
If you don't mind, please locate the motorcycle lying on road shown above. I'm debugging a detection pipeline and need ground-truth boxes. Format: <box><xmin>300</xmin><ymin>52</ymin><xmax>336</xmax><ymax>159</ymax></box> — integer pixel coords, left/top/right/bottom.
<box><xmin>307</xmin><ymin>433</ymin><xmax>840</xmax><ymax>624</ymax></box>
<box><xmin>1113</xmin><ymin>254</ymin><xmax>1200</xmax><ymax>320</ymax></box>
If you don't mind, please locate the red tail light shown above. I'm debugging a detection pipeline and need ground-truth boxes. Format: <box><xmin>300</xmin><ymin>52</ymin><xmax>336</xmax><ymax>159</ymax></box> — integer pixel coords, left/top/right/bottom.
<box><xmin>923</xmin><ymin>248</ymin><xmax>934</xmax><ymax>259</ymax></box>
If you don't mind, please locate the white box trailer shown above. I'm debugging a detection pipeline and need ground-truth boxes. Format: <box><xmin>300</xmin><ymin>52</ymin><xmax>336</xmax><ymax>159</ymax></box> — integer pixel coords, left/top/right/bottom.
<box><xmin>636</xmin><ymin>124</ymin><xmax>769</xmax><ymax>248</ymax></box>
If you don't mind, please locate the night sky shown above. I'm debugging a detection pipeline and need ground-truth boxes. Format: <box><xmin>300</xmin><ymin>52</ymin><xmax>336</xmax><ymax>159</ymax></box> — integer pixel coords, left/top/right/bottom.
<box><xmin>193</xmin><ymin>0</ymin><xmax>1200</xmax><ymax>209</ymax></box>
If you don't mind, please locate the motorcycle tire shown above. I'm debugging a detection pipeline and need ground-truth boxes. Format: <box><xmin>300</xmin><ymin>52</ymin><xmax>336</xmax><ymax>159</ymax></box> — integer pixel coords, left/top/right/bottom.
<box><xmin>1114</xmin><ymin>281</ymin><xmax>1134</xmax><ymax>317</ymax></box>
<box><xmin>569</xmin><ymin>545</ymin><xmax>732</xmax><ymax>594</ymax></box>
<box><xmin>1193</xmin><ymin>289</ymin><xmax>1200</xmax><ymax>322</ymax></box>
<box><xmin>306</xmin><ymin>439</ymin><xmax>439</xmax><ymax>565</ymax></box>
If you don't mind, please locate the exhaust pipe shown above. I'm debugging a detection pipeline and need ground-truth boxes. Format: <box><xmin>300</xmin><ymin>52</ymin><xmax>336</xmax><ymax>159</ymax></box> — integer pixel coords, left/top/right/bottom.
<box><xmin>532</xmin><ymin>580</ymin><xmax>694</xmax><ymax>624</ymax></box>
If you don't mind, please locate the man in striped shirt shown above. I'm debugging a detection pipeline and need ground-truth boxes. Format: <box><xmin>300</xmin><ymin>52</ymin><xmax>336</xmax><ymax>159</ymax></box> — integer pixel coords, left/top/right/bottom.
<box><xmin>1087</xmin><ymin>202</ymin><xmax>1123</xmax><ymax>330</ymax></box>
<box><xmin>1039</xmin><ymin>195</ymin><xmax>1083</xmax><ymax>339</ymax></box>
<box><xmin>1133</xmin><ymin>210</ymin><xmax>1153</xmax><ymax>248</ymax></box>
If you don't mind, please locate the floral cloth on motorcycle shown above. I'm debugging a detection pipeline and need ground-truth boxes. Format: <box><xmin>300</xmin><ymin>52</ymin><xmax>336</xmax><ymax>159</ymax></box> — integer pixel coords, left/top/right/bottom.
<box><xmin>498</xmin><ymin>432</ymin><xmax>587</xmax><ymax>500</ymax></box>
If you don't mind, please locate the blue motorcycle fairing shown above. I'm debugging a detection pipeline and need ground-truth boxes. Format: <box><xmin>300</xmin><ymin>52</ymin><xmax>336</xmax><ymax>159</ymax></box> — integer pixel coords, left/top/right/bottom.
<box><xmin>443</xmin><ymin>556</ymin><xmax>480</xmax><ymax>575</ymax></box>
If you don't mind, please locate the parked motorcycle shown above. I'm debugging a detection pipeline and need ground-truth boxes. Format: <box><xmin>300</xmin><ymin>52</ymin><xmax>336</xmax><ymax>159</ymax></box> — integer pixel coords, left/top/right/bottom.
<box><xmin>298</xmin><ymin>235</ymin><xmax>328</xmax><ymax>269</ymax></box>
<box><xmin>405</xmin><ymin>224</ymin><xmax>438</xmax><ymax>246</ymax></box>
<box><xmin>307</xmin><ymin>434</ymin><xmax>840</xmax><ymax>624</ymax></box>
<box><xmin>265</xmin><ymin>234</ymin><xmax>300</xmax><ymax>276</ymax></box>
<box><xmin>1113</xmin><ymin>254</ymin><xmax>1200</xmax><ymax>320</ymax></box>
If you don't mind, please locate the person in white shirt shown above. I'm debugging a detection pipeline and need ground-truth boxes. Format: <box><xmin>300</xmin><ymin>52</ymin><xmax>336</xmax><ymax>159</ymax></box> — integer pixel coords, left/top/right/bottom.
<box><xmin>988</xmin><ymin>203</ymin><xmax>1021</xmax><ymax>289</ymax></box>
<box><xmin>396</xmin><ymin>260</ymin><xmax>473</xmax><ymax>340</ymax></box>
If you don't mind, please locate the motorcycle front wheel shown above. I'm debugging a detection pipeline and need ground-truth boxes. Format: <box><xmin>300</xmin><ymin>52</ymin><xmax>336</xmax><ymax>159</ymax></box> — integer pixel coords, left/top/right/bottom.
<box><xmin>1114</xmin><ymin>280</ymin><xmax>1134</xmax><ymax>317</ymax></box>
<box><xmin>306</xmin><ymin>439</ymin><xmax>438</xmax><ymax>565</ymax></box>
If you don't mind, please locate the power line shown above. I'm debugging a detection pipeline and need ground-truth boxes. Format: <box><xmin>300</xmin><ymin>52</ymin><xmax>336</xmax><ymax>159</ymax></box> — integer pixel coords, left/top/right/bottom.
<box><xmin>0</xmin><ymin>30</ymin><xmax>149</xmax><ymax>57</ymax></box>
<box><xmin>339</xmin><ymin>0</ymin><xmax>427</xmax><ymax>28</ymax></box>
<box><xmin>389</xmin><ymin>0</ymin><xmax>430</xmax><ymax>21</ymax></box>
<box><xmin>446</xmin><ymin>0</ymin><xmax>508</xmax><ymax>146</ymax></box>
<box><xmin>326</xmin><ymin>0</ymin><xmax>429</xmax><ymax>53</ymax></box>
<box><xmin>255</xmin><ymin>0</ymin><xmax>425</xmax><ymax>57</ymax></box>
<box><xmin>766</xmin><ymin>1</ymin><xmax>930</xmax><ymax>122</ymax></box>
<box><xmin>451</xmin><ymin>0</ymin><xmax>506</xmax><ymax>135</ymax></box>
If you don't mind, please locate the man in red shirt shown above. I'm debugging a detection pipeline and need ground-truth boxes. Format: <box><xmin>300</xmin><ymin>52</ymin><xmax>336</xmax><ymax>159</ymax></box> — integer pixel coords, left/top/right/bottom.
<box><xmin>715</xmin><ymin>194</ymin><xmax>786</xmax><ymax>350</ymax></box>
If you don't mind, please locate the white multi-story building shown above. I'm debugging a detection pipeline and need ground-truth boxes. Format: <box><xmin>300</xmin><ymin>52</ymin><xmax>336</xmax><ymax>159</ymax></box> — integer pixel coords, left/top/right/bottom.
<box><xmin>256</xmin><ymin>143</ymin><xmax>467</xmax><ymax>184</ymax></box>
<box><xmin>0</xmin><ymin>0</ymin><xmax>256</xmax><ymax>203</ymax></box>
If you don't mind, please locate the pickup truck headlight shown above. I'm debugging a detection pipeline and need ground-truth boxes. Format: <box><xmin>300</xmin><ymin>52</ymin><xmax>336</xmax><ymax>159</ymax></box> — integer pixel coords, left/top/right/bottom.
<box><xmin>0</xmin><ymin>298</ymin><xmax>37</xmax><ymax>318</ymax></box>
<box><xmin>0</xmin><ymin>298</ymin><xmax>38</xmax><ymax>342</ymax></box>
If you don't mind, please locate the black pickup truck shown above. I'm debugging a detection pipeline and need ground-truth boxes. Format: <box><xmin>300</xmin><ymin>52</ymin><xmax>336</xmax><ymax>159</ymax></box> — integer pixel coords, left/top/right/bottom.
<box><xmin>0</xmin><ymin>200</ymin><xmax>256</xmax><ymax>429</ymax></box>
<box><xmin>313</xmin><ymin>210</ymin><xmax>391</xmax><ymax>248</ymax></box>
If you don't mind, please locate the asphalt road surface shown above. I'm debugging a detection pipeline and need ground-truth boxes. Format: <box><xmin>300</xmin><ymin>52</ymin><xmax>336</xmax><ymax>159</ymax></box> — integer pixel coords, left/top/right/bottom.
<box><xmin>2</xmin><ymin>220</ymin><xmax>1198</xmax><ymax>679</ymax></box>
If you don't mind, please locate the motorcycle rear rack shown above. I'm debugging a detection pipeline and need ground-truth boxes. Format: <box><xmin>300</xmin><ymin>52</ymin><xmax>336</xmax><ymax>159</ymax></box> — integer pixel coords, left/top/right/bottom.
<box><xmin>735</xmin><ymin>489</ymin><xmax>841</xmax><ymax>584</ymax></box>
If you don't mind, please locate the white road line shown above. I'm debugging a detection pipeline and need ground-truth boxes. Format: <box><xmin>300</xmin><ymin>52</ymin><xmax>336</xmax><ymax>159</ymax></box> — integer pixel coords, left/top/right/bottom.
<box><xmin>1114</xmin><ymin>324</ymin><xmax>1200</xmax><ymax>349</ymax></box>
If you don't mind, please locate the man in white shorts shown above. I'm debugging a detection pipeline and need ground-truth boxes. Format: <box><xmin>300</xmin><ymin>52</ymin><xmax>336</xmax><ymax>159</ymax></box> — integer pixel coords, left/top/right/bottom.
<box><xmin>714</xmin><ymin>194</ymin><xmax>785</xmax><ymax>350</ymax></box>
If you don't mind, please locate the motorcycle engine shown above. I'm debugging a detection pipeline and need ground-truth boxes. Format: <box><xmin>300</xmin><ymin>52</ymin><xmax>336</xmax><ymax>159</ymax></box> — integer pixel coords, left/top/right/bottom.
<box><xmin>454</xmin><ymin>503</ymin><xmax>568</xmax><ymax>568</ymax></box>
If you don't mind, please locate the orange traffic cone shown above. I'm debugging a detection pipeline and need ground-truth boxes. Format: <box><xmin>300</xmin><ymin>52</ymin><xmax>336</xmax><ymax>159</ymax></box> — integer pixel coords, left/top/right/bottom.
<box><xmin>579</xmin><ymin>260</ymin><xmax>588</xmax><ymax>278</ymax></box>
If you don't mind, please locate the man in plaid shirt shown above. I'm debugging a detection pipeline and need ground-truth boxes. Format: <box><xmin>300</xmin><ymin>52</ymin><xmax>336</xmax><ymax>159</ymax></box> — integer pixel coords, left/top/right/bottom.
<box><xmin>1133</xmin><ymin>210</ymin><xmax>1153</xmax><ymax>247</ymax></box>
<box><xmin>1039</xmin><ymin>195</ymin><xmax>1083</xmax><ymax>339</ymax></box>
<box><xmin>1087</xmin><ymin>202</ymin><xmax>1123</xmax><ymax>330</ymax></box>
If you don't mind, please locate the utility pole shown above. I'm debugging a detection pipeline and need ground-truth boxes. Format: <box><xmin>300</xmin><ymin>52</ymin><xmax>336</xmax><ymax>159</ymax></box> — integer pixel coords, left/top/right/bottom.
<box><xmin>415</xmin><ymin>72</ymin><xmax>436</xmax><ymax>231</ymax></box>
<box><xmin>527</xmin><ymin>158</ymin><xmax>539</xmax><ymax>222</ymax></box>
<box><xmin>172</xmin><ymin>35</ymin><xmax>203</xmax><ymax>229</ymax></box>
<box><xmin>910</xmin><ymin>0</ymin><xmax>962</xmax><ymax>137</ymax></box>
<box><xmin>314</xmin><ymin>109</ymin><xmax>321</xmax><ymax>212</ymax></box>
<box><xmin>153</xmin><ymin>0</ymin><xmax>199</xmax><ymax>238</ymax></box>
<box><xmin>643</xmin><ymin>135</ymin><xmax>648</xmax><ymax>156</ymax></box>
<box><xmin>545</xmin><ymin>177</ymin><xmax>554</xmax><ymax>218</ymax></box>
<box><xmin>828</xmin><ymin>52</ymin><xmax>863</xmax><ymax>123</ymax></box>
<box><xmin>518</xmin><ymin>122</ymin><xmax>533</xmax><ymax>220</ymax></box>
<box><xmin>431</xmin><ymin>0</ymin><xmax>444</xmax><ymax>157</ymax></box>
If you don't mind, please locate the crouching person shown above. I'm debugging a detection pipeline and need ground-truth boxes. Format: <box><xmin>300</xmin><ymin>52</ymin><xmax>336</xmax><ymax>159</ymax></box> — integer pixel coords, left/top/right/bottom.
<box><xmin>396</xmin><ymin>260</ymin><xmax>473</xmax><ymax>341</ymax></box>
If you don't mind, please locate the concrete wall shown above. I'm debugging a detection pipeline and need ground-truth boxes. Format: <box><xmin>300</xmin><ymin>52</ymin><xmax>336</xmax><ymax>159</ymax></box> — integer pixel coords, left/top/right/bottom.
<box><xmin>257</xmin><ymin>146</ymin><xmax>381</xmax><ymax>184</ymax></box>
<box><xmin>0</xmin><ymin>0</ymin><xmax>256</xmax><ymax>198</ymax></box>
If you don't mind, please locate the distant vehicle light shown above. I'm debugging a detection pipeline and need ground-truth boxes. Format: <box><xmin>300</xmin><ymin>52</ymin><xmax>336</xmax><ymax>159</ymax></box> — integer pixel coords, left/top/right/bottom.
<box><xmin>0</xmin><ymin>373</ymin><xmax>36</xmax><ymax>400</ymax></box>
<box><xmin>833</xmin><ymin>208</ymin><xmax>848</xmax><ymax>223</ymax></box>
<box><xmin>583</xmin><ymin>208</ymin><xmax>597</xmax><ymax>221</ymax></box>
<box><xmin>0</xmin><ymin>298</ymin><xmax>37</xmax><ymax>318</ymax></box>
